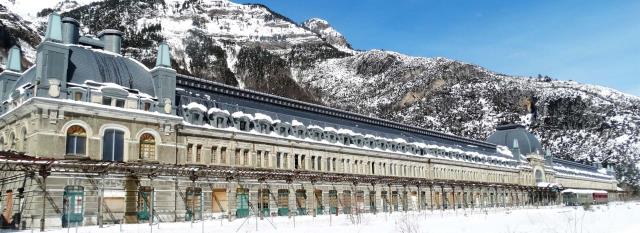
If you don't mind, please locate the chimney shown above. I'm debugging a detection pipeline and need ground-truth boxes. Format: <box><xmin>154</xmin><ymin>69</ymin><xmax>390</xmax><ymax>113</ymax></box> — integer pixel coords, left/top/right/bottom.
<box><xmin>98</xmin><ymin>29</ymin><xmax>123</xmax><ymax>54</ymax></box>
<box><xmin>156</xmin><ymin>43</ymin><xmax>171</xmax><ymax>67</ymax></box>
<box><xmin>6</xmin><ymin>46</ymin><xmax>21</xmax><ymax>72</ymax></box>
<box><xmin>45</xmin><ymin>13</ymin><xmax>63</xmax><ymax>42</ymax></box>
<box><xmin>151</xmin><ymin>43</ymin><xmax>176</xmax><ymax>114</ymax></box>
<box><xmin>62</xmin><ymin>17</ymin><xmax>80</xmax><ymax>44</ymax></box>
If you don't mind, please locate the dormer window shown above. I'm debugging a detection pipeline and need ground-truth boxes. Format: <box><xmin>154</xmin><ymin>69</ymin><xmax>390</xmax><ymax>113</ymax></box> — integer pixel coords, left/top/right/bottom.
<box><xmin>143</xmin><ymin>102</ymin><xmax>151</xmax><ymax>111</ymax></box>
<box><xmin>192</xmin><ymin>113</ymin><xmax>201</xmax><ymax>123</ymax></box>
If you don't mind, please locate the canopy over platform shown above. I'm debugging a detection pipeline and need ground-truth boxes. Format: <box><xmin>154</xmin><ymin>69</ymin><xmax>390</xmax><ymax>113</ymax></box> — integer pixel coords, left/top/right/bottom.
<box><xmin>561</xmin><ymin>189</ymin><xmax>607</xmax><ymax>194</ymax></box>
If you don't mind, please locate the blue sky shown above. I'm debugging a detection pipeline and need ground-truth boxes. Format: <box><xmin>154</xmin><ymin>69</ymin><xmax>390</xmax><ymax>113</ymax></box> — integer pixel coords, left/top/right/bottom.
<box><xmin>236</xmin><ymin>0</ymin><xmax>640</xmax><ymax>96</ymax></box>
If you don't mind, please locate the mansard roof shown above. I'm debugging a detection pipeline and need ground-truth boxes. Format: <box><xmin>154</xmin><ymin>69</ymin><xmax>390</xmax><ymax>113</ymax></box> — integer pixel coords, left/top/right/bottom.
<box><xmin>9</xmin><ymin>45</ymin><xmax>155</xmax><ymax>102</ymax></box>
<box><xmin>175</xmin><ymin>74</ymin><xmax>501</xmax><ymax>156</ymax></box>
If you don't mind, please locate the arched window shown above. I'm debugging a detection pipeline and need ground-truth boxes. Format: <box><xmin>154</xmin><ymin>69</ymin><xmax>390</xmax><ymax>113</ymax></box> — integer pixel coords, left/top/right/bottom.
<box><xmin>66</xmin><ymin>126</ymin><xmax>87</xmax><ymax>156</ymax></box>
<box><xmin>535</xmin><ymin>170</ymin><xmax>544</xmax><ymax>183</ymax></box>
<box><xmin>21</xmin><ymin>127</ymin><xmax>27</xmax><ymax>151</ymax></box>
<box><xmin>8</xmin><ymin>132</ymin><xmax>15</xmax><ymax>150</ymax></box>
<box><xmin>139</xmin><ymin>133</ymin><xmax>156</xmax><ymax>160</ymax></box>
<box><xmin>103</xmin><ymin>129</ymin><xmax>124</xmax><ymax>161</ymax></box>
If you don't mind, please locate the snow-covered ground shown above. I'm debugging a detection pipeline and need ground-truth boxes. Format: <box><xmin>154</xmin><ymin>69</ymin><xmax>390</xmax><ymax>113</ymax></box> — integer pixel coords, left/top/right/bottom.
<box><xmin>22</xmin><ymin>202</ymin><xmax>640</xmax><ymax>233</ymax></box>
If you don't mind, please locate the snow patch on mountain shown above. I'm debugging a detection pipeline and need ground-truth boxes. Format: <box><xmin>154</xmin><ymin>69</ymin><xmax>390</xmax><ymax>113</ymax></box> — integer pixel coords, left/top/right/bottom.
<box><xmin>303</xmin><ymin>18</ymin><xmax>353</xmax><ymax>53</ymax></box>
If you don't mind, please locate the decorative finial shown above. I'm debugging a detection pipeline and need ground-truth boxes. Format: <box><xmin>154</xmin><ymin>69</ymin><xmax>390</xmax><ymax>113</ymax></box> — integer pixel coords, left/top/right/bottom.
<box><xmin>155</xmin><ymin>43</ymin><xmax>171</xmax><ymax>68</ymax></box>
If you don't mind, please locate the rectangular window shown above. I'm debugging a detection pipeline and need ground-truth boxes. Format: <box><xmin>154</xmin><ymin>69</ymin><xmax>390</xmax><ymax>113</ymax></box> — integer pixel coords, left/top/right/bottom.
<box><xmin>196</xmin><ymin>145</ymin><xmax>202</xmax><ymax>163</ymax></box>
<box><xmin>256</xmin><ymin>150</ymin><xmax>262</xmax><ymax>168</ymax></box>
<box><xmin>276</xmin><ymin>152</ymin><xmax>282</xmax><ymax>168</ymax></box>
<box><xmin>294</xmin><ymin>154</ymin><xmax>299</xmax><ymax>170</ymax></box>
<box><xmin>326</xmin><ymin>158</ymin><xmax>331</xmax><ymax>172</ymax></box>
<box><xmin>283</xmin><ymin>153</ymin><xmax>289</xmax><ymax>169</ymax></box>
<box><xmin>115</xmin><ymin>99</ymin><xmax>125</xmax><ymax>108</ymax></box>
<box><xmin>186</xmin><ymin>144</ymin><xmax>193</xmax><ymax>163</ymax></box>
<box><xmin>317</xmin><ymin>156</ymin><xmax>322</xmax><ymax>171</ymax></box>
<box><xmin>65</xmin><ymin>135</ymin><xmax>86</xmax><ymax>156</ymax></box>
<box><xmin>235</xmin><ymin>148</ymin><xmax>241</xmax><ymax>165</ymax></box>
<box><xmin>143</xmin><ymin>102</ymin><xmax>151</xmax><ymax>111</ymax></box>
<box><xmin>102</xmin><ymin>96</ymin><xmax>112</xmax><ymax>106</ymax></box>
<box><xmin>311</xmin><ymin>156</ymin><xmax>316</xmax><ymax>170</ymax></box>
<box><xmin>243</xmin><ymin>150</ymin><xmax>249</xmax><ymax>166</ymax></box>
<box><xmin>332</xmin><ymin>158</ymin><xmax>336</xmax><ymax>171</ymax></box>
<box><xmin>211</xmin><ymin>146</ymin><xmax>218</xmax><ymax>164</ymax></box>
<box><xmin>263</xmin><ymin>151</ymin><xmax>269</xmax><ymax>168</ymax></box>
<box><xmin>220</xmin><ymin>147</ymin><xmax>227</xmax><ymax>164</ymax></box>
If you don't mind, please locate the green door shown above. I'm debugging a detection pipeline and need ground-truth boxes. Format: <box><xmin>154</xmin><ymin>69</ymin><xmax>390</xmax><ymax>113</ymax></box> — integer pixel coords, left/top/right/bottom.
<box><xmin>315</xmin><ymin>190</ymin><xmax>324</xmax><ymax>215</ymax></box>
<box><xmin>137</xmin><ymin>192</ymin><xmax>150</xmax><ymax>221</ymax></box>
<box><xmin>62</xmin><ymin>186</ymin><xmax>84</xmax><ymax>228</ymax></box>
<box><xmin>258</xmin><ymin>189</ymin><xmax>270</xmax><ymax>217</ymax></box>
<box><xmin>186</xmin><ymin>187</ymin><xmax>202</xmax><ymax>221</ymax></box>
<box><xmin>236</xmin><ymin>189</ymin><xmax>249</xmax><ymax>218</ymax></box>
<box><xmin>137</xmin><ymin>186</ymin><xmax>153</xmax><ymax>221</ymax></box>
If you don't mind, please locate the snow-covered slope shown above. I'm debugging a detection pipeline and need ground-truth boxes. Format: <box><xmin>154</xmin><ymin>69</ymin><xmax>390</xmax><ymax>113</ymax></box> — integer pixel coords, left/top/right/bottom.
<box><xmin>299</xmin><ymin>50</ymin><xmax>640</xmax><ymax>184</ymax></box>
<box><xmin>0</xmin><ymin>0</ymin><xmax>638</xmax><ymax>187</ymax></box>
<box><xmin>303</xmin><ymin>18</ymin><xmax>353</xmax><ymax>52</ymax></box>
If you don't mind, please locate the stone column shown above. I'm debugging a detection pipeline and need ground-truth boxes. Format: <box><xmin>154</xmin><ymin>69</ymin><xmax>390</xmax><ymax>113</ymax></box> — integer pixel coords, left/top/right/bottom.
<box><xmin>373</xmin><ymin>184</ymin><xmax>380</xmax><ymax>214</ymax></box>
<box><xmin>288</xmin><ymin>183</ymin><xmax>296</xmax><ymax>217</ymax></box>
<box><xmin>305</xmin><ymin>183</ymin><xmax>315</xmax><ymax>216</ymax></box>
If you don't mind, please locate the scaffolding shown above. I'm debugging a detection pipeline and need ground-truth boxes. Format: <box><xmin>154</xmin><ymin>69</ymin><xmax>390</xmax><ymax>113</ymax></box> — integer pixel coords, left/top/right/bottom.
<box><xmin>0</xmin><ymin>151</ymin><xmax>558</xmax><ymax>231</ymax></box>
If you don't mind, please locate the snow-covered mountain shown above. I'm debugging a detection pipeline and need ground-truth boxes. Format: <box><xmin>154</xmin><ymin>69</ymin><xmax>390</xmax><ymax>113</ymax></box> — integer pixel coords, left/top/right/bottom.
<box><xmin>0</xmin><ymin>0</ymin><xmax>638</xmax><ymax>188</ymax></box>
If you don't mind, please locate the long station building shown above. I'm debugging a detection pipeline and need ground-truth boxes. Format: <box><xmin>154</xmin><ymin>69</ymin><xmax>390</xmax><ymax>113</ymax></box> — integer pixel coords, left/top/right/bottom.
<box><xmin>0</xmin><ymin>14</ymin><xmax>621</xmax><ymax>230</ymax></box>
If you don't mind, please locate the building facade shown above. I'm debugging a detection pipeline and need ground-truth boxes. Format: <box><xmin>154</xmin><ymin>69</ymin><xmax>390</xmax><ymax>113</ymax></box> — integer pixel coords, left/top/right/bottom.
<box><xmin>0</xmin><ymin>14</ymin><xmax>620</xmax><ymax>230</ymax></box>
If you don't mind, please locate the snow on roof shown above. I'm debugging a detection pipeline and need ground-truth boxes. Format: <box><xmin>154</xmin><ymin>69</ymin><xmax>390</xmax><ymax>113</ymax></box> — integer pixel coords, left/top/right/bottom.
<box><xmin>393</xmin><ymin>138</ymin><xmax>407</xmax><ymax>144</ymax></box>
<box><xmin>231</xmin><ymin>111</ymin><xmax>254</xmax><ymax>121</ymax></box>
<box><xmin>536</xmin><ymin>182</ymin><xmax>562</xmax><ymax>188</ymax></box>
<box><xmin>291</xmin><ymin>119</ymin><xmax>304</xmax><ymax>127</ymax></box>
<box><xmin>182</xmin><ymin>102</ymin><xmax>207</xmax><ymax>112</ymax></box>
<box><xmin>337</xmin><ymin>128</ymin><xmax>362</xmax><ymax>137</ymax></box>
<box><xmin>560</xmin><ymin>189</ymin><xmax>607</xmax><ymax>194</ymax></box>
<box><xmin>83</xmin><ymin>80</ymin><xmax>155</xmax><ymax>100</ymax></box>
<box><xmin>207</xmin><ymin>107</ymin><xmax>230</xmax><ymax>116</ymax></box>
<box><xmin>307</xmin><ymin>125</ymin><xmax>323</xmax><ymax>130</ymax></box>
<box><xmin>497</xmin><ymin>145</ymin><xmax>514</xmax><ymax>157</ymax></box>
<box><xmin>324</xmin><ymin>127</ymin><xmax>337</xmax><ymax>133</ymax></box>
<box><xmin>553</xmin><ymin>162</ymin><xmax>613</xmax><ymax>180</ymax></box>
<box><xmin>337</xmin><ymin>128</ymin><xmax>354</xmax><ymax>135</ymax></box>
<box><xmin>254</xmin><ymin>112</ymin><xmax>274</xmax><ymax>123</ymax></box>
